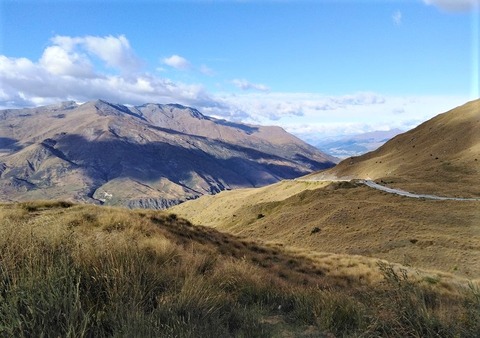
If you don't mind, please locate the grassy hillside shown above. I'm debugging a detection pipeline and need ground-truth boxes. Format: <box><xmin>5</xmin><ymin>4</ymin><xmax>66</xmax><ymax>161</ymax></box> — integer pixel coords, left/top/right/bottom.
<box><xmin>170</xmin><ymin>180</ymin><xmax>329</xmax><ymax>229</ymax></box>
<box><xmin>310</xmin><ymin>99</ymin><xmax>480</xmax><ymax>197</ymax></box>
<box><xmin>171</xmin><ymin>181</ymin><xmax>480</xmax><ymax>278</ymax></box>
<box><xmin>171</xmin><ymin>100</ymin><xmax>480</xmax><ymax>282</ymax></box>
<box><xmin>1</xmin><ymin>201</ymin><xmax>479</xmax><ymax>337</ymax></box>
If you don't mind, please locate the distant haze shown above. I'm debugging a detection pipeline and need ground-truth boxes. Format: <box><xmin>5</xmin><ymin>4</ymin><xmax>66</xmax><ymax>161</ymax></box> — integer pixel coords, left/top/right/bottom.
<box><xmin>314</xmin><ymin>129</ymin><xmax>404</xmax><ymax>158</ymax></box>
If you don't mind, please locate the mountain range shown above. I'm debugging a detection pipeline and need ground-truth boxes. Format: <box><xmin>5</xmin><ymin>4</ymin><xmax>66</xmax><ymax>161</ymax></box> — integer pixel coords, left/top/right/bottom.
<box><xmin>0</xmin><ymin>100</ymin><xmax>336</xmax><ymax>208</ymax></box>
<box><xmin>314</xmin><ymin>129</ymin><xmax>403</xmax><ymax>159</ymax></box>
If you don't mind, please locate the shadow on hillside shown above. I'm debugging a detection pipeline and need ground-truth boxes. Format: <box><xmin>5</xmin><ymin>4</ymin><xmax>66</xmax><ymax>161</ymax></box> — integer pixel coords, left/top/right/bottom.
<box><xmin>152</xmin><ymin>214</ymin><xmax>333</xmax><ymax>288</ymax></box>
<box><xmin>46</xmin><ymin>134</ymin><xmax>333</xmax><ymax>191</ymax></box>
<box><xmin>147</xmin><ymin>126</ymin><xmax>332</xmax><ymax>168</ymax></box>
<box><xmin>213</xmin><ymin>119</ymin><xmax>260</xmax><ymax>134</ymax></box>
<box><xmin>0</xmin><ymin>137</ymin><xmax>22</xmax><ymax>151</ymax></box>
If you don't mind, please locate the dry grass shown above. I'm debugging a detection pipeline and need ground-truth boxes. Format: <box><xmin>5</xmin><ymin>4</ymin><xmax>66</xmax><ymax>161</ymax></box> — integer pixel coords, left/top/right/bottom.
<box><xmin>171</xmin><ymin>181</ymin><xmax>480</xmax><ymax>279</ymax></box>
<box><xmin>170</xmin><ymin>179</ymin><xmax>328</xmax><ymax>229</ymax></box>
<box><xmin>1</xmin><ymin>201</ymin><xmax>479</xmax><ymax>337</ymax></box>
<box><xmin>309</xmin><ymin>99</ymin><xmax>480</xmax><ymax>197</ymax></box>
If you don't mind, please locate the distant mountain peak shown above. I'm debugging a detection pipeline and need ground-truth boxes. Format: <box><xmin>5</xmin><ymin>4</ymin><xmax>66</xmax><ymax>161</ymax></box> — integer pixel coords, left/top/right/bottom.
<box><xmin>79</xmin><ymin>100</ymin><xmax>209</xmax><ymax>122</ymax></box>
<box><xmin>50</xmin><ymin>101</ymin><xmax>79</xmax><ymax>110</ymax></box>
<box><xmin>315</xmin><ymin>129</ymin><xmax>404</xmax><ymax>159</ymax></box>
<box><xmin>137</xmin><ymin>102</ymin><xmax>208</xmax><ymax>121</ymax></box>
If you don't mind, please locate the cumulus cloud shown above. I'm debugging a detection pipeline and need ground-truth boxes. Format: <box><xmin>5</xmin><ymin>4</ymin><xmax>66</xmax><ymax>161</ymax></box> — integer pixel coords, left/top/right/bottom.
<box><xmin>163</xmin><ymin>55</ymin><xmax>192</xmax><ymax>70</ymax></box>
<box><xmin>82</xmin><ymin>35</ymin><xmax>141</xmax><ymax>72</ymax></box>
<box><xmin>39</xmin><ymin>45</ymin><xmax>95</xmax><ymax>77</ymax></box>
<box><xmin>0</xmin><ymin>36</ymin><xmax>221</xmax><ymax>110</ymax></box>
<box><xmin>232</xmin><ymin>78</ymin><xmax>270</xmax><ymax>92</ymax></box>
<box><xmin>296</xmin><ymin>97</ymin><xmax>466</xmax><ymax>140</ymax></box>
<box><xmin>212</xmin><ymin>92</ymin><xmax>468</xmax><ymax>142</ymax></box>
<box><xmin>0</xmin><ymin>34</ymin><xmax>469</xmax><ymax>142</ymax></box>
<box><xmin>162</xmin><ymin>56</ymin><xmax>215</xmax><ymax>75</ymax></box>
<box><xmin>422</xmin><ymin>0</ymin><xmax>480</xmax><ymax>11</ymax></box>
<box><xmin>332</xmin><ymin>92</ymin><xmax>385</xmax><ymax>106</ymax></box>
<box><xmin>50</xmin><ymin>35</ymin><xmax>141</xmax><ymax>73</ymax></box>
<box><xmin>213</xmin><ymin>92</ymin><xmax>387</xmax><ymax>124</ymax></box>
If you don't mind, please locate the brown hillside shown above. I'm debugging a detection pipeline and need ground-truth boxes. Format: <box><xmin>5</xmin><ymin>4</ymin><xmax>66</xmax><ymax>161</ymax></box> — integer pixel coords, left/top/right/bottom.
<box><xmin>2</xmin><ymin>201</ymin><xmax>478</xmax><ymax>336</ymax></box>
<box><xmin>0</xmin><ymin>100</ymin><xmax>336</xmax><ymax>207</ymax></box>
<box><xmin>171</xmin><ymin>100</ymin><xmax>480</xmax><ymax>278</ymax></box>
<box><xmin>171</xmin><ymin>181</ymin><xmax>480</xmax><ymax>279</ymax></box>
<box><xmin>310</xmin><ymin>99</ymin><xmax>480</xmax><ymax>197</ymax></box>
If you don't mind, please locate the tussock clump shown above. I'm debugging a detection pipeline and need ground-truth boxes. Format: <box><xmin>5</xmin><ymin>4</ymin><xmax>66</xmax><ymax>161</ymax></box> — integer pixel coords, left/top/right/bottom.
<box><xmin>326</xmin><ymin>181</ymin><xmax>359</xmax><ymax>190</ymax></box>
<box><xmin>19</xmin><ymin>200</ymin><xmax>73</xmax><ymax>211</ymax></box>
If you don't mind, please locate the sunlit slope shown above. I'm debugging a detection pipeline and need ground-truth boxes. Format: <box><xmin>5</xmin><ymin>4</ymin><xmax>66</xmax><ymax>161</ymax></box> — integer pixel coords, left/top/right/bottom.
<box><xmin>2</xmin><ymin>201</ymin><xmax>478</xmax><ymax>336</ymax></box>
<box><xmin>171</xmin><ymin>181</ymin><xmax>480</xmax><ymax>278</ymax></box>
<box><xmin>172</xmin><ymin>100</ymin><xmax>480</xmax><ymax>277</ymax></box>
<box><xmin>170</xmin><ymin>179</ymin><xmax>329</xmax><ymax>228</ymax></box>
<box><xmin>310</xmin><ymin>99</ymin><xmax>480</xmax><ymax>197</ymax></box>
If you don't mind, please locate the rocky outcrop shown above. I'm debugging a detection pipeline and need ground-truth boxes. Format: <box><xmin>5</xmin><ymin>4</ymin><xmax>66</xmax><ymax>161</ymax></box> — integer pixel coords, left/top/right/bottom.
<box><xmin>126</xmin><ymin>197</ymin><xmax>196</xmax><ymax>210</ymax></box>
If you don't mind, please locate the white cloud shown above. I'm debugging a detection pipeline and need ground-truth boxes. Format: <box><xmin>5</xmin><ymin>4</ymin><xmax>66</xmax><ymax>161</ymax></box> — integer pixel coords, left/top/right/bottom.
<box><xmin>422</xmin><ymin>0</ymin><xmax>480</xmax><ymax>11</ymax></box>
<box><xmin>163</xmin><ymin>55</ymin><xmax>191</xmax><ymax>70</ymax></box>
<box><xmin>162</xmin><ymin>56</ymin><xmax>215</xmax><ymax>75</ymax></box>
<box><xmin>83</xmin><ymin>35</ymin><xmax>141</xmax><ymax>72</ymax></box>
<box><xmin>40</xmin><ymin>45</ymin><xmax>94</xmax><ymax>77</ymax></box>
<box><xmin>209</xmin><ymin>92</ymin><xmax>468</xmax><ymax>142</ymax></box>
<box><xmin>50</xmin><ymin>35</ymin><xmax>141</xmax><ymax>74</ymax></box>
<box><xmin>232</xmin><ymin>78</ymin><xmax>270</xmax><ymax>92</ymax></box>
<box><xmin>392</xmin><ymin>10</ymin><xmax>402</xmax><ymax>25</ymax></box>
<box><xmin>0</xmin><ymin>34</ymin><xmax>470</xmax><ymax>143</ymax></box>
<box><xmin>0</xmin><ymin>36</ymin><xmax>221</xmax><ymax>111</ymax></box>
<box><xmin>289</xmin><ymin>96</ymin><xmax>468</xmax><ymax>141</ymax></box>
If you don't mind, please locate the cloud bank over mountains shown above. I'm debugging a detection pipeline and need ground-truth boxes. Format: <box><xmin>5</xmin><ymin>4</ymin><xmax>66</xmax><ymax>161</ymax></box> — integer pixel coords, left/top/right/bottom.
<box><xmin>0</xmin><ymin>35</ymin><xmax>219</xmax><ymax>111</ymax></box>
<box><xmin>0</xmin><ymin>34</ymin><xmax>469</xmax><ymax>140</ymax></box>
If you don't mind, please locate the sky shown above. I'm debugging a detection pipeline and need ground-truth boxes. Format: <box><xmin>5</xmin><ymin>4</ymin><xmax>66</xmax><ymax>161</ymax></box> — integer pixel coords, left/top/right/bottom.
<box><xmin>0</xmin><ymin>0</ymin><xmax>479</xmax><ymax>143</ymax></box>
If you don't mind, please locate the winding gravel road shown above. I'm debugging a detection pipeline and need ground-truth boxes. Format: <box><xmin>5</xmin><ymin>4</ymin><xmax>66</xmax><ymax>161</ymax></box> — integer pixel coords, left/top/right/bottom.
<box><xmin>361</xmin><ymin>180</ymin><xmax>480</xmax><ymax>201</ymax></box>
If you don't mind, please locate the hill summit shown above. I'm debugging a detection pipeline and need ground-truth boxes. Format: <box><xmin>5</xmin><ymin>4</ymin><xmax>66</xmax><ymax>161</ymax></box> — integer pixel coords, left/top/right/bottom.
<box><xmin>0</xmin><ymin>100</ymin><xmax>336</xmax><ymax>208</ymax></box>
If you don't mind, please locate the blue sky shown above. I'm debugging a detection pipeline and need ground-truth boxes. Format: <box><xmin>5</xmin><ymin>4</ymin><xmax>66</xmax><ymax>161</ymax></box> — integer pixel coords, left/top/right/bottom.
<box><xmin>1</xmin><ymin>0</ymin><xmax>479</xmax><ymax>142</ymax></box>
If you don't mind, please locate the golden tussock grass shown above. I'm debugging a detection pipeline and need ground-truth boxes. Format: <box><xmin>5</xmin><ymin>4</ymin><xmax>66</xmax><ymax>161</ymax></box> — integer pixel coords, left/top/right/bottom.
<box><xmin>1</xmin><ymin>201</ymin><xmax>479</xmax><ymax>337</ymax></box>
<box><xmin>172</xmin><ymin>181</ymin><xmax>480</xmax><ymax>278</ymax></box>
